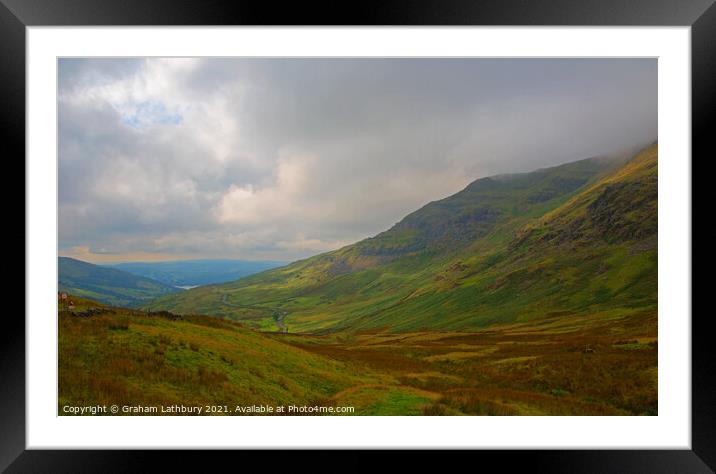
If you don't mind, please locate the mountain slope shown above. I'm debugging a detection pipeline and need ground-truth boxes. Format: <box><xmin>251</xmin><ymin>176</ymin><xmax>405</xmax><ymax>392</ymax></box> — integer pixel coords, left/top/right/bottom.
<box><xmin>356</xmin><ymin>143</ymin><xmax>658</xmax><ymax>331</ymax></box>
<box><xmin>106</xmin><ymin>259</ymin><xmax>286</xmax><ymax>287</ymax></box>
<box><xmin>146</xmin><ymin>144</ymin><xmax>656</xmax><ymax>333</ymax></box>
<box><xmin>59</xmin><ymin>257</ymin><xmax>180</xmax><ymax>307</ymax></box>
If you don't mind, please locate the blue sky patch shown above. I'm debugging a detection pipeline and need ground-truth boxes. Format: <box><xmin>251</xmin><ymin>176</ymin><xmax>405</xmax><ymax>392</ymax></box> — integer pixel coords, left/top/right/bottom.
<box><xmin>121</xmin><ymin>100</ymin><xmax>183</xmax><ymax>128</ymax></box>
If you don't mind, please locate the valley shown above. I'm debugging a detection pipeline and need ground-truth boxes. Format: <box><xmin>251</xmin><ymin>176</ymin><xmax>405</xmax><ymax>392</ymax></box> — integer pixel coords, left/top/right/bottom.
<box><xmin>58</xmin><ymin>257</ymin><xmax>180</xmax><ymax>307</ymax></box>
<box><xmin>59</xmin><ymin>144</ymin><xmax>658</xmax><ymax>416</ymax></box>
<box><xmin>146</xmin><ymin>144</ymin><xmax>657</xmax><ymax>335</ymax></box>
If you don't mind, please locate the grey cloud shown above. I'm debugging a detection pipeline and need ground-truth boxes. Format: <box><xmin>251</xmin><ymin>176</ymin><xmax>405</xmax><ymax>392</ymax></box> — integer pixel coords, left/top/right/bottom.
<box><xmin>58</xmin><ymin>58</ymin><xmax>656</xmax><ymax>262</ymax></box>
<box><xmin>59</xmin><ymin>58</ymin><xmax>145</xmax><ymax>95</ymax></box>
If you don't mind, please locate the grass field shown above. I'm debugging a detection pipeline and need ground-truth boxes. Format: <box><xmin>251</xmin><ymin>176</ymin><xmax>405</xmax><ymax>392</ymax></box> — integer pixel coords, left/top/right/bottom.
<box><xmin>59</xmin><ymin>296</ymin><xmax>656</xmax><ymax>416</ymax></box>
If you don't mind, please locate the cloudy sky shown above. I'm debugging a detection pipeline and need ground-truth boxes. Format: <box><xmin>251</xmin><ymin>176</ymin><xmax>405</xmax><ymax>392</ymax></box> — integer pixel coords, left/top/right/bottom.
<box><xmin>58</xmin><ymin>58</ymin><xmax>657</xmax><ymax>263</ymax></box>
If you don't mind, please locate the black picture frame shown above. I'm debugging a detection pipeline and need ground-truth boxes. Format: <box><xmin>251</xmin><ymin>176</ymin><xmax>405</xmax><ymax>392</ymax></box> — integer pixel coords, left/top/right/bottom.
<box><xmin>4</xmin><ymin>0</ymin><xmax>713</xmax><ymax>471</ymax></box>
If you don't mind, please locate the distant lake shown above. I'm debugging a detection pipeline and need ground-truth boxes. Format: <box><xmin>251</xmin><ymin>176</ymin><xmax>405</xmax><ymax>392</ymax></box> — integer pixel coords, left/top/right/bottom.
<box><xmin>176</xmin><ymin>285</ymin><xmax>199</xmax><ymax>290</ymax></box>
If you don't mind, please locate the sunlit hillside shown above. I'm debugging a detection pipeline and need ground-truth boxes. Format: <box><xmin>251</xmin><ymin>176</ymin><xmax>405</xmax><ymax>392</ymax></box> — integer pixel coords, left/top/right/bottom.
<box><xmin>146</xmin><ymin>144</ymin><xmax>657</xmax><ymax>335</ymax></box>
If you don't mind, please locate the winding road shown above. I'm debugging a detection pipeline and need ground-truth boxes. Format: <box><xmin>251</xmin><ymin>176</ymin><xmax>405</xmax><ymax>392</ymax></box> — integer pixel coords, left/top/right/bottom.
<box><xmin>219</xmin><ymin>293</ymin><xmax>289</xmax><ymax>333</ymax></box>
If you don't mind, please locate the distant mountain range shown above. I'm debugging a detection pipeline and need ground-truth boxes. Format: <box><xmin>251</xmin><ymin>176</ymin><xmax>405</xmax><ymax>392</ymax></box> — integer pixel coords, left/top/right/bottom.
<box><xmin>58</xmin><ymin>257</ymin><xmax>180</xmax><ymax>307</ymax></box>
<box><xmin>145</xmin><ymin>143</ymin><xmax>657</xmax><ymax>334</ymax></box>
<box><xmin>105</xmin><ymin>259</ymin><xmax>286</xmax><ymax>287</ymax></box>
<box><xmin>59</xmin><ymin>257</ymin><xmax>287</xmax><ymax>307</ymax></box>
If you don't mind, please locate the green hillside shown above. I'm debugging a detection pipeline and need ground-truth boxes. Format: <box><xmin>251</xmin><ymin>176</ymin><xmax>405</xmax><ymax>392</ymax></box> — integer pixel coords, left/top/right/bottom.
<box><xmin>146</xmin><ymin>144</ymin><xmax>657</xmax><ymax>334</ymax></box>
<box><xmin>59</xmin><ymin>257</ymin><xmax>180</xmax><ymax>307</ymax></box>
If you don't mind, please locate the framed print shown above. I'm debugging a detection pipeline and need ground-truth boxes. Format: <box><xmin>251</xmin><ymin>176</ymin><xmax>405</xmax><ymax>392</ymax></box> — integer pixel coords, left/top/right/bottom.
<box><xmin>5</xmin><ymin>0</ymin><xmax>714</xmax><ymax>470</ymax></box>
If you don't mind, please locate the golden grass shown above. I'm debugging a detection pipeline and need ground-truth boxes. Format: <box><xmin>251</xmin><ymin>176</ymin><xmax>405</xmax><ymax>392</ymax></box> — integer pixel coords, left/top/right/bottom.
<box><xmin>280</xmin><ymin>308</ymin><xmax>657</xmax><ymax>416</ymax></box>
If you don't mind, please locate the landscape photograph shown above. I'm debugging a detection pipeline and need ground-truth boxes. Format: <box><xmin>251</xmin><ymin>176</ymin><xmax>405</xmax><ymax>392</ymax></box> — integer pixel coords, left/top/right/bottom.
<box><xmin>58</xmin><ymin>57</ymin><xmax>657</xmax><ymax>416</ymax></box>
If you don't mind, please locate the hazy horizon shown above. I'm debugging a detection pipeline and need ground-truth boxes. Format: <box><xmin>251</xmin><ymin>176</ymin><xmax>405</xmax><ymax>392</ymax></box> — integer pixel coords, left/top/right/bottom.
<box><xmin>59</xmin><ymin>255</ymin><xmax>289</xmax><ymax>265</ymax></box>
<box><xmin>59</xmin><ymin>58</ymin><xmax>657</xmax><ymax>263</ymax></box>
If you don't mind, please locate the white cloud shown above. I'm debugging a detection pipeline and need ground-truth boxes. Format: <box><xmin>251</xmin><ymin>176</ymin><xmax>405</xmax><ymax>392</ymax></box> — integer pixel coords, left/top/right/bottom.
<box><xmin>214</xmin><ymin>151</ymin><xmax>331</xmax><ymax>226</ymax></box>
